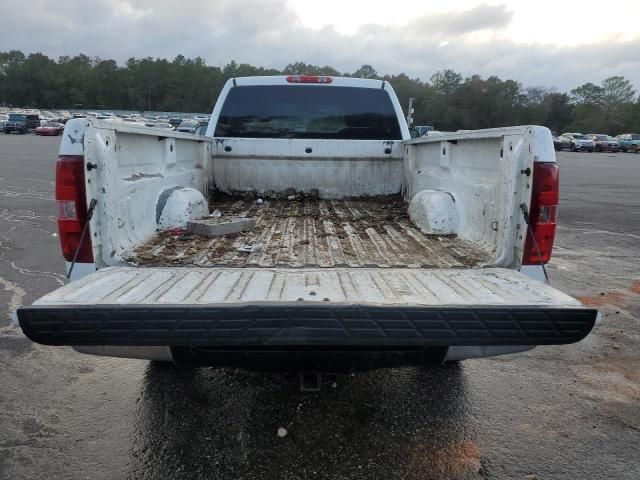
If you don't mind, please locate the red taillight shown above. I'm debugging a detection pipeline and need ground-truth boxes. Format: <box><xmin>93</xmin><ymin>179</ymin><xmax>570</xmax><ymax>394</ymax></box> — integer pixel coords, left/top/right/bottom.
<box><xmin>285</xmin><ymin>75</ymin><xmax>333</xmax><ymax>84</ymax></box>
<box><xmin>522</xmin><ymin>162</ymin><xmax>559</xmax><ymax>265</ymax></box>
<box><xmin>56</xmin><ymin>155</ymin><xmax>93</xmax><ymax>262</ymax></box>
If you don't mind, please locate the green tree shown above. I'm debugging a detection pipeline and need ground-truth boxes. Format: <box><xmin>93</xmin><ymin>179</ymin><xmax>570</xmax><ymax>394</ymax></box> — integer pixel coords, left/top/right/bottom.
<box><xmin>542</xmin><ymin>93</ymin><xmax>574</xmax><ymax>133</ymax></box>
<box><xmin>381</xmin><ymin>73</ymin><xmax>428</xmax><ymax>125</ymax></box>
<box><xmin>430</xmin><ymin>69</ymin><xmax>462</xmax><ymax>98</ymax></box>
<box><xmin>569</xmin><ymin>82</ymin><xmax>605</xmax><ymax>132</ymax></box>
<box><xmin>570</xmin><ymin>82</ymin><xmax>604</xmax><ymax>106</ymax></box>
<box><xmin>352</xmin><ymin>65</ymin><xmax>378</xmax><ymax>79</ymax></box>
<box><xmin>0</xmin><ymin>50</ymin><xmax>638</xmax><ymax>134</ymax></box>
<box><xmin>600</xmin><ymin>76</ymin><xmax>636</xmax><ymax>132</ymax></box>
<box><xmin>283</xmin><ymin>62</ymin><xmax>339</xmax><ymax>76</ymax></box>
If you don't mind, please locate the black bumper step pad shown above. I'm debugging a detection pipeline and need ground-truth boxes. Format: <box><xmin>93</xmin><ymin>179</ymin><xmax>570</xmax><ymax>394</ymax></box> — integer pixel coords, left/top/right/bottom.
<box><xmin>18</xmin><ymin>303</ymin><xmax>597</xmax><ymax>347</ymax></box>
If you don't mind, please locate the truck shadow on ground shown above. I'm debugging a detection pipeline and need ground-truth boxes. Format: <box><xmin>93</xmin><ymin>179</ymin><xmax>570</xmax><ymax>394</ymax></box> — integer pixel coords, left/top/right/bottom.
<box><xmin>128</xmin><ymin>363</ymin><xmax>482</xmax><ymax>480</ymax></box>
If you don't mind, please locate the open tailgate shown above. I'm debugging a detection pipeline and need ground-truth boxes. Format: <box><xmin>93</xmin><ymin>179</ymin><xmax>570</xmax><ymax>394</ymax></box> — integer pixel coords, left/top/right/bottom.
<box><xmin>18</xmin><ymin>267</ymin><xmax>597</xmax><ymax>347</ymax></box>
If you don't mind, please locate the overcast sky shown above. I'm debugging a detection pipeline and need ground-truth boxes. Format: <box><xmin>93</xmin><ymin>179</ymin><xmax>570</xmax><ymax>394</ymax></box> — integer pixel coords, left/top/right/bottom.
<box><xmin>1</xmin><ymin>0</ymin><xmax>639</xmax><ymax>91</ymax></box>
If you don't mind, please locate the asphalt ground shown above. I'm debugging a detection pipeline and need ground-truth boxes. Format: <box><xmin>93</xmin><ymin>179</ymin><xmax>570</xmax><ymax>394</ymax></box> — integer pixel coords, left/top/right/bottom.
<box><xmin>0</xmin><ymin>134</ymin><xmax>638</xmax><ymax>480</ymax></box>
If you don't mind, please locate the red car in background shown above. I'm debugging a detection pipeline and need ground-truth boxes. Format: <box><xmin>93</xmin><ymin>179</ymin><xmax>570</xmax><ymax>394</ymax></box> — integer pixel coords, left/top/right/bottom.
<box><xmin>587</xmin><ymin>134</ymin><xmax>620</xmax><ymax>152</ymax></box>
<box><xmin>35</xmin><ymin>122</ymin><xmax>64</xmax><ymax>136</ymax></box>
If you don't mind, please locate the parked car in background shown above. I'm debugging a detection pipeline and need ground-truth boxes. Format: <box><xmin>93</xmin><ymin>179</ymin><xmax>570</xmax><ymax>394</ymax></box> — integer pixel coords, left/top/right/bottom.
<box><xmin>551</xmin><ymin>131</ymin><xmax>563</xmax><ymax>151</ymax></box>
<box><xmin>55</xmin><ymin>111</ymin><xmax>72</xmax><ymax>123</ymax></box>
<box><xmin>123</xmin><ymin>118</ymin><xmax>146</xmax><ymax>125</ymax></box>
<box><xmin>96</xmin><ymin>112</ymin><xmax>118</xmax><ymax>120</ymax></box>
<box><xmin>169</xmin><ymin>117</ymin><xmax>183</xmax><ymax>128</ymax></box>
<box><xmin>152</xmin><ymin>122</ymin><xmax>175</xmax><ymax>130</ymax></box>
<box><xmin>559</xmin><ymin>133</ymin><xmax>595</xmax><ymax>152</ymax></box>
<box><xmin>176</xmin><ymin>120</ymin><xmax>199</xmax><ymax>133</ymax></box>
<box><xmin>40</xmin><ymin>111</ymin><xmax>57</xmax><ymax>124</ymax></box>
<box><xmin>0</xmin><ymin>113</ymin><xmax>8</xmax><ymax>129</ymax></box>
<box><xmin>35</xmin><ymin>122</ymin><xmax>65</xmax><ymax>136</ymax></box>
<box><xmin>193</xmin><ymin>114</ymin><xmax>210</xmax><ymax>123</ymax></box>
<box><xmin>587</xmin><ymin>134</ymin><xmax>620</xmax><ymax>152</ymax></box>
<box><xmin>616</xmin><ymin>133</ymin><xmax>640</xmax><ymax>153</ymax></box>
<box><xmin>3</xmin><ymin>113</ymin><xmax>40</xmax><ymax>134</ymax></box>
<box><xmin>415</xmin><ymin>125</ymin><xmax>434</xmax><ymax>136</ymax></box>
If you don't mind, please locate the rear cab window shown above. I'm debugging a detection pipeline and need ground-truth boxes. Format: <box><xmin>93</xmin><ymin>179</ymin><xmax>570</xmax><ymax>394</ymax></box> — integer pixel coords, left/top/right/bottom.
<box><xmin>214</xmin><ymin>85</ymin><xmax>402</xmax><ymax>140</ymax></box>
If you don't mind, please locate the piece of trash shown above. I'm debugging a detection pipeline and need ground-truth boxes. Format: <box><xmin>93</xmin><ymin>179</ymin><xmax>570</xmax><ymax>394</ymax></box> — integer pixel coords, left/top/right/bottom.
<box><xmin>166</xmin><ymin>227</ymin><xmax>185</xmax><ymax>235</ymax></box>
<box><xmin>331</xmin><ymin>382</ymin><xmax>337</xmax><ymax>389</ymax></box>
<box><xmin>287</xmin><ymin>195</ymin><xmax>295</xmax><ymax>201</ymax></box>
<box><xmin>237</xmin><ymin>243</ymin><xmax>263</xmax><ymax>253</ymax></box>
<box><xmin>51</xmin><ymin>232</ymin><xmax>58</xmax><ymax>237</ymax></box>
<box><xmin>256</xmin><ymin>198</ymin><xmax>264</xmax><ymax>205</ymax></box>
<box><xmin>210</xmin><ymin>210</ymin><xmax>222</xmax><ymax>218</ymax></box>
<box><xmin>277</xmin><ymin>427</ymin><xmax>288</xmax><ymax>438</ymax></box>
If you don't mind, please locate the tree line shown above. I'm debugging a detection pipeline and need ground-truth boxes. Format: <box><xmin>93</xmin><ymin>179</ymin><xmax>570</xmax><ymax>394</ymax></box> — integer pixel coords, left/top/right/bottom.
<box><xmin>1</xmin><ymin>51</ymin><xmax>639</xmax><ymax>134</ymax></box>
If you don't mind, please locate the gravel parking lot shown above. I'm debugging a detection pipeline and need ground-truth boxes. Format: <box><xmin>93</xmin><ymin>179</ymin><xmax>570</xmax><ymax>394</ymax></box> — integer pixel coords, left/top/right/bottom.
<box><xmin>0</xmin><ymin>135</ymin><xmax>638</xmax><ymax>480</ymax></box>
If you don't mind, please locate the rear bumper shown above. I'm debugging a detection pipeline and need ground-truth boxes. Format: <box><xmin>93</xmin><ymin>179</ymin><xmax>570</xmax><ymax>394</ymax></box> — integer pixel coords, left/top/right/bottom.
<box><xmin>70</xmin><ymin>344</ymin><xmax>536</xmax><ymax>368</ymax></box>
<box><xmin>18</xmin><ymin>303</ymin><xmax>597</xmax><ymax>348</ymax></box>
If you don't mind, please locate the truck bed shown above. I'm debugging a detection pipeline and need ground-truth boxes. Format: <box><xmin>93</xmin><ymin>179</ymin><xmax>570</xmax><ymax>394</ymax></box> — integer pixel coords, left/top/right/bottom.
<box><xmin>127</xmin><ymin>195</ymin><xmax>491</xmax><ymax>268</ymax></box>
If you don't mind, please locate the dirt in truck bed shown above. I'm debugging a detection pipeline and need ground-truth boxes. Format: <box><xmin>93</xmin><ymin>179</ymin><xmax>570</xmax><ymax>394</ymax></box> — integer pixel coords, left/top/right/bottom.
<box><xmin>128</xmin><ymin>195</ymin><xmax>491</xmax><ymax>268</ymax></box>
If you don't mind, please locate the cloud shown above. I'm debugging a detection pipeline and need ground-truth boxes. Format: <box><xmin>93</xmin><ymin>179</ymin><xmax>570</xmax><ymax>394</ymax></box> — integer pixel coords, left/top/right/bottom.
<box><xmin>0</xmin><ymin>0</ymin><xmax>639</xmax><ymax>91</ymax></box>
<box><xmin>407</xmin><ymin>4</ymin><xmax>514</xmax><ymax>36</ymax></box>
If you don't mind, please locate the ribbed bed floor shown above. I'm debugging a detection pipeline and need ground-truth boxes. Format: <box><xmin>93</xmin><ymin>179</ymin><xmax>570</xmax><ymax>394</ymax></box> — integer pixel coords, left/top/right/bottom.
<box><xmin>128</xmin><ymin>195</ymin><xmax>491</xmax><ymax>268</ymax></box>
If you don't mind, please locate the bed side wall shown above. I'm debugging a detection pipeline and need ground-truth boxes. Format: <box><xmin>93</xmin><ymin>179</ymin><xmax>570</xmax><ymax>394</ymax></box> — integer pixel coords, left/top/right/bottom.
<box><xmin>84</xmin><ymin>122</ymin><xmax>212</xmax><ymax>266</ymax></box>
<box><xmin>403</xmin><ymin>127</ymin><xmax>547</xmax><ymax>267</ymax></box>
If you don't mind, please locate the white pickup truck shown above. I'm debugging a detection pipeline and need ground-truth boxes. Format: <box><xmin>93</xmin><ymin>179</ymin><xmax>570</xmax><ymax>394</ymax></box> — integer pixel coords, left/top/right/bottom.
<box><xmin>18</xmin><ymin>75</ymin><xmax>597</xmax><ymax>370</ymax></box>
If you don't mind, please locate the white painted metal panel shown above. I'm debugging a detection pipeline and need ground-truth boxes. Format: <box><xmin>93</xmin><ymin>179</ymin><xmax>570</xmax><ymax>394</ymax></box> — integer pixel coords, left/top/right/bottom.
<box><xmin>403</xmin><ymin>125</ymin><xmax>555</xmax><ymax>269</ymax></box>
<box><xmin>34</xmin><ymin>267</ymin><xmax>581</xmax><ymax>308</ymax></box>
<box><xmin>82</xmin><ymin>119</ymin><xmax>212</xmax><ymax>268</ymax></box>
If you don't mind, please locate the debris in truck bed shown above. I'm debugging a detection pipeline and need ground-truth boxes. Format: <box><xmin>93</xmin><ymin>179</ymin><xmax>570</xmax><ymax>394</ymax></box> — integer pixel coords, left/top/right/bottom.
<box><xmin>128</xmin><ymin>195</ymin><xmax>491</xmax><ymax>268</ymax></box>
<box><xmin>186</xmin><ymin>217</ymin><xmax>256</xmax><ymax>237</ymax></box>
<box><xmin>237</xmin><ymin>243</ymin><xmax>263</xmax><ymax>253</ymax></box>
